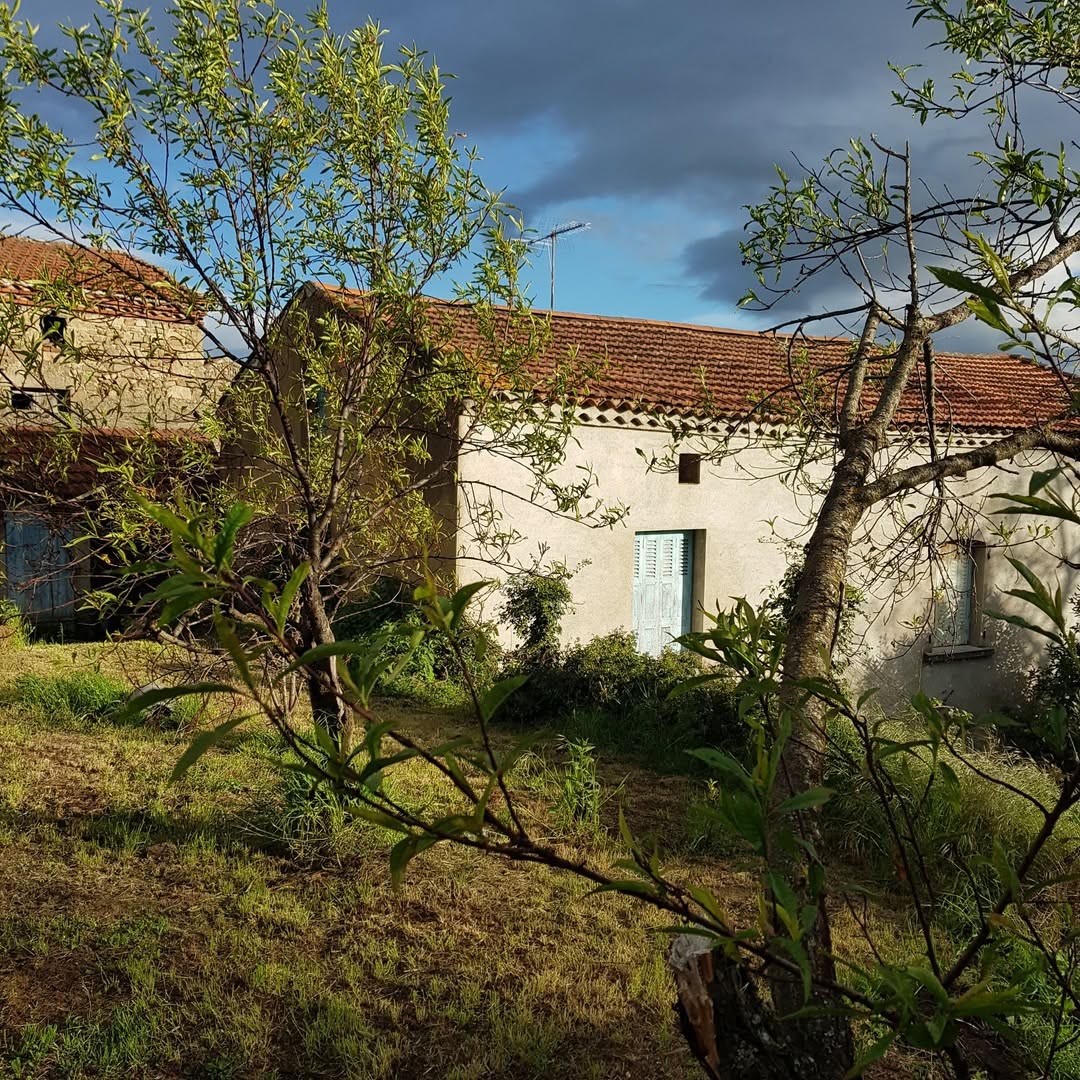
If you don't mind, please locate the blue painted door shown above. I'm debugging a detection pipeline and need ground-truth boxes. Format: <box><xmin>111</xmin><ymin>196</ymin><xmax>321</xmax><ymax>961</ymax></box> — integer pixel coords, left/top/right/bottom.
<box><xmin>3</xmin><ymin>513</ymin><xmax>74</xmax><ymax>617</ymax></box>
<box><xmin>632</xmin><ymin>531</ymin><xmax>694</xmax><ymax>656</ymax></box>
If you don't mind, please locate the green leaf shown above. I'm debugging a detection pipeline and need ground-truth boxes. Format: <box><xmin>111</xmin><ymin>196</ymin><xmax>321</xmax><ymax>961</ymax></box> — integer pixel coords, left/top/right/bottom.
<box><xmin>927</xmin><ymin>265</ymin><xmax>1004</xmax><ymax>307</ymax></box>
<box><xmin>686</xmin><ymin>748</ymin><xmax>752</xmax><ymax>787</ymax></box>
<box><xmin>992</xmin><ymin>494</ymin><xmax>1080</xmax><ymax>525</ymax></box>
<box><xmin>479</xmin><ymin>674</ymin><xmax>528</xmax><ymax>723</ymax></box>
<box><xmin>137</xmin><ymin>498</ymin><xmax>201</xmax><ymax>546</ymax></box>
<box><xmin>985</xmin><ymin>608</ymin><xmax>1063</xmax><ymax>644</ymax></box>
<box><xmin>113</xmin><ymin>681</ymin><xmax>237</xmax><ymax>726</ymax></box>
<box><xmin>283</xmin><ymin>639</ymin><xmax>385</xmax><ymax>675</ymax></box>
<box><xmin>275</xmin><ymin>561</ymin><xmax>310</xmax><ymax>636</ymax></box>
<box><xmin>389</xmin><ymin>835</ymin><xmax>418</xmax><ymax>888</ymax></box>
<box><xmin>345</xmin><ymin>805</ymin><xmax>409</xmax><ymax>834</ymax></box>
<box><xmin>214</xmin><ymin>614</ymin><xmax>256</xmax><ymax>691</ymax></box>
<box><xmin>844</xmin><ymin>1031</ymin><xmax>897</xmax><ymax>1079</ymax></box>
<box><xmin>775</xmin><ymin>786</ymin><xmax>834</xmax><ymax>815</ymax></box>
<box><xmin>667</xmin><ymin>671</ymin><xmax>730</xmax><ymax>698</ymax></box>
<box><xmin>447</xmin><ymin>580</ymin><xmax>491</xmax><ymax>630</ymax></box>
<box><xmin>766</xmin><ymin>872</ymin><xmax>800</xmax><ymax>922</ymax></box>
<box><xmin>213</xmin><ymin>502</ymin><xmax>253</xmax><ymax>569</ymax></box>
<box><xmin>588</xmin><ymin>879</ymin><xmax>660</xmax><ymax>899</ymax></box>
<box><xmin>966</xmin><ymin>297</ymin><xmax>1012</xmax><ymax>336</ymax></box>
<box><xmin>354</xmin><ymin>747</ymin><xmax>420</xmax><ymax>787</ymax></box>
<box><xmin>170</xmin><ymin>713</ymin><xmax>252</xmax><ymax>782</ymax></box>
<box><xmin>687</xmin><ymin>885</ymin><xmax>728</xmax><ymax>925</ymax></box>
<box><xmin>773</xmin><ymin>936</ymin><xmax>812</xmax><ymax>1002</ymax></box>
<box><xmin>856</xmin><ymin>687</ymin><xmax>880</xmax><ymax>710</ymax></box>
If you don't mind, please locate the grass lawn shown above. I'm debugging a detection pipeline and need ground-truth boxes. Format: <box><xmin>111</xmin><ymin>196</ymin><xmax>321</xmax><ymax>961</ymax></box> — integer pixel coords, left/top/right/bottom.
<box><xmin>0</xmin><ymin>641</ymin><xmax>756</xmax><ymax>1079</ymax></box>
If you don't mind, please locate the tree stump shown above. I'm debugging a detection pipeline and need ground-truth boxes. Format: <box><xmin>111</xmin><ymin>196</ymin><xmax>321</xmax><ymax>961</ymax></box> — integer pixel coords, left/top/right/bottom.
<box><xmin>669</xmin><ymin>934</ymin><xmax>851</xmax><ymax>1080</ymax></box>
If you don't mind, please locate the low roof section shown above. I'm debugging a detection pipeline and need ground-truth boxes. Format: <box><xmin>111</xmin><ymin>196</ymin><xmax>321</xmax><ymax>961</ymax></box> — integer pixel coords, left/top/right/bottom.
<box><xmin>0</xmin><ymin>235</ymin><xmax>203</xmax><ymax>324</ymax></box>
<box><xmin>0</xmin><ymin>426</ymin><xmax>213</xmax><ymax>502</ymax></box>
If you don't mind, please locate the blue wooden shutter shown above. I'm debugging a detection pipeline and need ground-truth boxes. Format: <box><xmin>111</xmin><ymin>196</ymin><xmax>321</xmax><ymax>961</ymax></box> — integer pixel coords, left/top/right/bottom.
<box><xmin>934</xmin><ymin>546</ymin><xmax>975</xmax><ymax>646</ymax></box>
<box><xmin>3</xmin><ymin>514</ymin><xmax>74</xmax><ymax>617</ymax></box>
<box><xmin>633</xmin><ymin>531</ymin><xmax>694</xmax><ymax>656</ymax></box>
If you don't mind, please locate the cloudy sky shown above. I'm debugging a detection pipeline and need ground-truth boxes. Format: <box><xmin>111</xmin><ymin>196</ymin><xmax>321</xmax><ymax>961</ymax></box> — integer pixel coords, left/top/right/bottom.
<box><xmin>21</xmin><ymin>1</ymin><xmax>1010</xmax><ymax>343</ymax></box>
<box><xmin>364</xmin><ymin>0</ymin><xmax>948</xmax><ymax>331</ymax></box>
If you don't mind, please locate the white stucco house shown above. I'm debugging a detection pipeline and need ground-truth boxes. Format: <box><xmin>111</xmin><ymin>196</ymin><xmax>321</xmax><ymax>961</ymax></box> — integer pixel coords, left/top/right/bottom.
<box><xmin>273</xmin><ymin>286</ymin><xmax>1080</xmax><ymax>713</ymax></box>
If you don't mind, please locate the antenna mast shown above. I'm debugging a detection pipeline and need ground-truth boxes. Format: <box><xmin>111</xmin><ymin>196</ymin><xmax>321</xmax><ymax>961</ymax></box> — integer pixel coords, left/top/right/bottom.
<box><xmin>528</xmin><ymin>220</ymin><xmax>590</xmax><ymax>310</ymax></box>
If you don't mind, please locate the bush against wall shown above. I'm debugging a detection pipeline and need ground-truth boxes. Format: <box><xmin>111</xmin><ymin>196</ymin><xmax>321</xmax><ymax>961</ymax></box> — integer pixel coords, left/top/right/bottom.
<box><xmin>334</xmin><ymin>577</ymin><xmax>500</xmax><ymax>703</ymax></box>
<box><xmin>497</xmin><ymin>562</ymin><xmax>579</xmax><ymax>660</ymax></box>
<box><xmin>497</xmin><ymin>630</ymin><xmax>742</xmax><ymax>766</ymax></box>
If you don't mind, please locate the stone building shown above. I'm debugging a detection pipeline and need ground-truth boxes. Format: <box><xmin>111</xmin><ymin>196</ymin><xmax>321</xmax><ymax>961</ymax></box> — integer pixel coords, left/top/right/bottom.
<box><xmin>0</xmin><ymin>236</ymin><xmax>225</xmax><ymax>624</ymax></box>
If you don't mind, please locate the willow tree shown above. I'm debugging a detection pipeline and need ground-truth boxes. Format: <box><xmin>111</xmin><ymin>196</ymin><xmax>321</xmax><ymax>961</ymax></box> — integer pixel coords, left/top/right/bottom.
<box><xmin>0</xmin><ymin>0</ymin><xmax>614</xmax><ymax>739</ymax></box>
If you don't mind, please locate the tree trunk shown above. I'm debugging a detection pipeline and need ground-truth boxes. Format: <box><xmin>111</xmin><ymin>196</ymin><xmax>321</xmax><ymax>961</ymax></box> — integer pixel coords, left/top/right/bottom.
<box><xmin>762</xmin><ymin>453</ymin><xmax>872</xmax><ymax>1075</ymax></box>
<box><xmin>300</xmin><ymin>574</ymin><xmax>355</xmax><ymax>755</ymax></box>
<box><xmin>670</xmin><ymin>935</ymin><xmax>850</xmax><ymax>1079</ymax></box>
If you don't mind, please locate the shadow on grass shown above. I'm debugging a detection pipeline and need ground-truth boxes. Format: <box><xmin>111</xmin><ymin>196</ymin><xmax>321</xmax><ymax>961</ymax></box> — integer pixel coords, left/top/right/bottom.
<box><xmin>0</xmin><ymin>801</ymin><xmax>289</xmax><ymax>859</ymax></box>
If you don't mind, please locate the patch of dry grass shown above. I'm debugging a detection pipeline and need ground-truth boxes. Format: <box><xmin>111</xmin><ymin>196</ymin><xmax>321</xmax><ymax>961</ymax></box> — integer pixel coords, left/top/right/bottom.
<box><xmin>0</xmin><ymin>642</ymin><xmax>738</xmax><ymax>1079</ymax></box>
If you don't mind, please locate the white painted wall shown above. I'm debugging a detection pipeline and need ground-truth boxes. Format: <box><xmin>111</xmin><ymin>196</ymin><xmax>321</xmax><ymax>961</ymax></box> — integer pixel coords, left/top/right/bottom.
<box><xmin>456</xmin><ymin>411</ymin><xmax>1080</xmax><ymax>714</ymax></box>
<box><xmin>457</xmin><ymin>414</ymin><xmax>794</xmax><ymax>643</ymax></box>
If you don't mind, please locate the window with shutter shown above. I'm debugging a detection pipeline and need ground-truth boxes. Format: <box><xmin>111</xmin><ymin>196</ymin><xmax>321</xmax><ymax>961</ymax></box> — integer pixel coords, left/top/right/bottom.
<box><xmin>632</xmin><ymin>531</ymin><xmax>695</xmax><ymax>656</ymax></box>
<box><xmin>934</xmin><ymin>544</ymin><xmax>978</xmax><ymax>646</ymax></box>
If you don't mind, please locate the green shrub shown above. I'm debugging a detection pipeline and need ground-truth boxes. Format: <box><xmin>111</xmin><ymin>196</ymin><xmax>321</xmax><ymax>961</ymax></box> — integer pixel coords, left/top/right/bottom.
<box><xmin>498</xmin><ymin>563</ymin><xmax>577</xmax><ymax>659</ymax></box>
<box><xmin>0</xmin><ymin>599</ymin><xmax>26</xmax><ymax>648</ymax></box>
<box><xmin>333</xmin><ymin>576</ymin><xmax>500</xmax><ymax>701</ymax></box>
<box><xmin>1018</xmin><ymin>638</ymin><xmax>1080</xmax><ymax>757</ymax></box>
<box><xmin>497</xmin><ymin>631</ymin><xmax>742</xmax><ymax>767</ymax></box>
<box><xmin>3</xmin><ymin>671</ymin><xmax>129</xmax><ymax>726</ymax></box>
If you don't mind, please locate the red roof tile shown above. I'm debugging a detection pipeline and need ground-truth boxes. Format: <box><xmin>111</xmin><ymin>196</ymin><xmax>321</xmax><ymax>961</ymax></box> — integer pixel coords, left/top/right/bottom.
<box><xmin>0</xmin><ymin>236</ymin><xmax>202</xmax><ymax>323</ymax></box>
<box><xmin>0</xmin><ymin>426</ymin><xmax>211</xmax><ymax>495</ymax></box>
<box><xmin>312</xmin><ymin>285</ymin><xmax>1077</xmax><ymax>435</ymax></box>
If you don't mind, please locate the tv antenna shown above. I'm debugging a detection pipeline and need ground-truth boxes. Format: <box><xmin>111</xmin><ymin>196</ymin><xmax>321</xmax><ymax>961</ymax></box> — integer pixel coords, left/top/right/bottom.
<box><xmin>523</xmin><ymin>220</ymin><xmax>590</xmax><ymax>310</ymax></box>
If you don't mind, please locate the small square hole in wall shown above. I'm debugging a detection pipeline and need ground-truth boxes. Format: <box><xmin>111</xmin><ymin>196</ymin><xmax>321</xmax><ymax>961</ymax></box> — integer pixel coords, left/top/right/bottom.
<box><xmin>678</xmin><ymin>453</ymin><xmax>701</xmax><ymax>484</ymax></box>
<box><xmin>41</xmin><ymin>312</ymin><xmax>67</xmax><ymax>346</ymax></box>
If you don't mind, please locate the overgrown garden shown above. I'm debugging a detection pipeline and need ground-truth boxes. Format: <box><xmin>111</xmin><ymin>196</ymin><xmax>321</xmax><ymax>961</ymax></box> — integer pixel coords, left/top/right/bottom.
<box><xmin>5</xmin><ymin>0</ymin><xmax>1080</xmax><ymax>1077</ymax></box>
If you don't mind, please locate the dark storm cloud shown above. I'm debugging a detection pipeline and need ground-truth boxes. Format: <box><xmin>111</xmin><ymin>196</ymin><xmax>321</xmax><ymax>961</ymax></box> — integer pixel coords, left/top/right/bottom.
<box><xmin>370</xmin><ymin>1</ymin><xmax>922</xmax><ymax>201</ymax></box>
<box><xmin>365</xmin><ymin>0</ymin><xmax>991</xmax><ymax>316</ymax></box>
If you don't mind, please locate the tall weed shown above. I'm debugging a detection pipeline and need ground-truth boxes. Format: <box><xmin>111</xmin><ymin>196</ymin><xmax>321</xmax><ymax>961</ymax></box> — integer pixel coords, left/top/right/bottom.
<box><xmin>553</xmin><ymin>738</ymin><xmax>602</xmax><ymax>834</ymax></box>
<box><xmin>824</xmin><ymin>715</ymin><xmax>1080</xmax><ymax>893</ymax></box>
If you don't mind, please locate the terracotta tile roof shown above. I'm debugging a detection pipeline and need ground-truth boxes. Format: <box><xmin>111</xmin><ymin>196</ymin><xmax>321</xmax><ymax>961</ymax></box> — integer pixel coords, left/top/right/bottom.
<box><xmin>0</xmin><ymin>426</ymin><xmax>211</xmax><ymax>496</ymax></box>
<box><xmin>0</xmin><ymin>236</ymin><xmax>202</xmax><ymax>323</ymax></box>
<box><xmin>311</xmin><ymin>284</ymin><xmax>1077</xmax><ymax>435</ymax></box>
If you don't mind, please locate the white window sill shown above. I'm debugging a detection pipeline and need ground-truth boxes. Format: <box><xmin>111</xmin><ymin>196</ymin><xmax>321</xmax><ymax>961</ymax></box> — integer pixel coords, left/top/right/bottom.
<box><xmin>923</xmin><ymin>644</ymin><xmax>995</xmax><ymax>664</ymax></box>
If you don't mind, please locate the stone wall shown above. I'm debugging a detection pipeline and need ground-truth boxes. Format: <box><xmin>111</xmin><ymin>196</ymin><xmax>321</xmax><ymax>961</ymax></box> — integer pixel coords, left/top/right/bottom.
<box><xmin>0</xmin><ymin>303</ymin><xmax>227</xmax><ymax>428</ymax></box>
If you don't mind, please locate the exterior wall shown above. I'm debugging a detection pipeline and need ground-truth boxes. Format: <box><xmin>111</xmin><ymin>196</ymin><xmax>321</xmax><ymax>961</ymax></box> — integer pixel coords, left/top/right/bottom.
<box><xmin>456</xmin><ymin>411</ymin><xmax>1080</xmax><ymax>714</ymax></box>
<box><xmin>850</xmin><ymin>454</ymin><xmax>1080</xmax><ymax>713</ymax></box>
<box><xmin>455</xmin><ymin>412</ymin><xmax>794</xmax><ymax>639</ymax></box>
<box><xmin>0</xmin><ymin>305</ymin><xmax>219</xmax><ymax>428</ymax></box>
<box><xmin>0</xmin><ymin>302</ymin><xmax>226</xmax><ymax>627</ymax></box>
